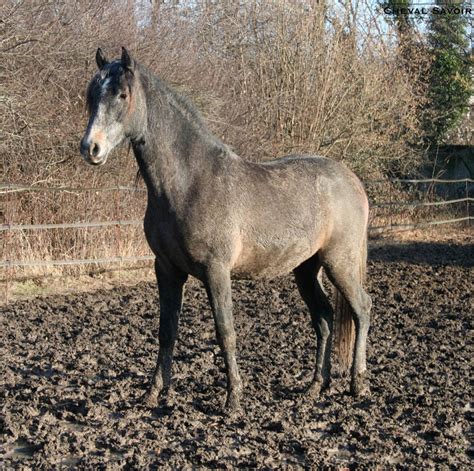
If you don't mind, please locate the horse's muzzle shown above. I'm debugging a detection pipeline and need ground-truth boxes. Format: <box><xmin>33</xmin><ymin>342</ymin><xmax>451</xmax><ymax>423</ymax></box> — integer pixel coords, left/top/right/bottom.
<box><xmin>80</xmin><ymin>137</ymin><xmax>106</xmax><ymax>166</ymax></box>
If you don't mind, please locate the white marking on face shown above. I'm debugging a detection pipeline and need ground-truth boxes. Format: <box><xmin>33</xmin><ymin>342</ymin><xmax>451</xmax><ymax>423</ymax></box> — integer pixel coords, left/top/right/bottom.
<box><xmin>86</xmin><ymin>100</ymin><xmax>124</xmax><ymax>163</ymax></box>
<box><xmin>101</xmin><ymin>77</ymin><xmax>111</xmax><ymax>96</ymax></box>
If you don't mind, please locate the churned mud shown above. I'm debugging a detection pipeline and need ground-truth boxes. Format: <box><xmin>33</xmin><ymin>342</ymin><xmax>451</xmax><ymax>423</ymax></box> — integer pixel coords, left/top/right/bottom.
<box><xmin>1</xmin><ymin>239</ymin><xmax>472</xmax><ymax>468</ymax></box>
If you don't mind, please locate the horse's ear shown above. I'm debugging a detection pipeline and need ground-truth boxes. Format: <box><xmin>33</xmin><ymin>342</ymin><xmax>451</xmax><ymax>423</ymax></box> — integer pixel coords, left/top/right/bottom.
<box><xmin>121</xmin><ymin>47</ymin><xmax>135</xmax><ymax>74</ymax></box>
<box><xmin>96</xmin><ymin>48</ymin><xmax>108</xmax><ymax>70</ymax></box>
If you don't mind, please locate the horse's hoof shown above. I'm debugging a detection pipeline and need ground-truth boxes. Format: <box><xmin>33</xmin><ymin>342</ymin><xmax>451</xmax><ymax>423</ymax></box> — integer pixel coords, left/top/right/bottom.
<box><xmin>143</xmin><ymin>388</ymin><xmax>160</xmax><ymax>408</ymax></box>
<box><xmin>350</xmin><ymin>373</ymin><xmax>370</xmax><ymax>397</ymax></box>
<box><xmin>306</xmin><ymin>379</ymin><xmax>330</xmax><ymax>399</ymax></box>
<box><xmin>223</xmin><ymin>403</ymin><xmax>242</xmax><ymax>419</ymax></box>
<box><xmin>224</xmin><ymin>393</ymin><xmax>242</xmax><ymax>417</ymax></box>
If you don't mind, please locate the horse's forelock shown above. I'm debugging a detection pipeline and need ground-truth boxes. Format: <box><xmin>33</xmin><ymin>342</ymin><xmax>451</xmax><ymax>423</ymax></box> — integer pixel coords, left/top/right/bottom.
<box><xmin>85</xmin><ymin>61</ymin><xmax>135</xmax><ymax>114</ymax></box>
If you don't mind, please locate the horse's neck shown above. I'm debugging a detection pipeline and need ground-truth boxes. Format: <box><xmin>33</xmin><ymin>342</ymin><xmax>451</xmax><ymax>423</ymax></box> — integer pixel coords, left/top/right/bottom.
<box><xmin>132</xmin><ymin>75</ymin><xmax>229</xmax><ymax>205</ymax></box>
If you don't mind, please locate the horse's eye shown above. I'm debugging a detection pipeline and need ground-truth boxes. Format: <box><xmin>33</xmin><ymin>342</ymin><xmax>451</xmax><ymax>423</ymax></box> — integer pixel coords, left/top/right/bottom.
<box><xmin>119</xmin><ymin>93</ymin><xmax>127</xmax><ymax>100</ymax></box>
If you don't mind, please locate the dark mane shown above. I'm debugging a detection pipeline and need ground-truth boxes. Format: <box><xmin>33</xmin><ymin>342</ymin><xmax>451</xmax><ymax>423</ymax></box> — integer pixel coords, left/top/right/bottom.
<box><xmin>136</xmin><ymin>63</ymin><xmax>225</xmax><ymax>149</ymax></box>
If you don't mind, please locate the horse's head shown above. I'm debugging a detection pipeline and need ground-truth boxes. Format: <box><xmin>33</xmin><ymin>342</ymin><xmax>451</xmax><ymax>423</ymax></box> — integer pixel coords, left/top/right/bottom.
<box><xmin>80</xmin><ymin>47</ymin><xmax>142</xmax><ymax>166</ymax></box>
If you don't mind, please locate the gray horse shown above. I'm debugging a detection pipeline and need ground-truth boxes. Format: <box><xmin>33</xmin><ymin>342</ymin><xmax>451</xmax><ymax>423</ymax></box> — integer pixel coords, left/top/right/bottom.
<box><xmin>80</xmin><ymin>48</ymin><xmax>372</xmax><ymax>413</ymax></box>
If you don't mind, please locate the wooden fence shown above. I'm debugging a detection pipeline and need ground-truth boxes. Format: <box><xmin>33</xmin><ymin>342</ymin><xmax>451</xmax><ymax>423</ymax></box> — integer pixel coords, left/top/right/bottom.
<box><xmin>365</xmin><ymin>178</ymin><xmax>472</xmax><ymax>233</ymax></box>
<box><xmin>1</xmin><ymin>178</ymin><xmax>472</xmax><ymax>275</ymax></box>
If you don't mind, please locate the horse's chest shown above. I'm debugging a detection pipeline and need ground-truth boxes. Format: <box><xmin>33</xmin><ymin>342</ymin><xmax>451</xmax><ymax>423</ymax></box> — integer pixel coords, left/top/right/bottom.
<box><xmin>143</xmin><ymin>205</ymin><xmax>227</xmax><ymax>276</ymax></box>
<box><xmin>144</xmin><ymin>210</ymin><xmax>185</xmax><ymax>255</ymax></box>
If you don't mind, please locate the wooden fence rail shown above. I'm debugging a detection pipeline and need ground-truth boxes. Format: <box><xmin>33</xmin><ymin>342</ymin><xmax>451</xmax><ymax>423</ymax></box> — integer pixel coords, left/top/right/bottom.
<box><xmin>1</xmin><ymin>179</ymin><xmax>472</xmax><ymax>272</ymax></box>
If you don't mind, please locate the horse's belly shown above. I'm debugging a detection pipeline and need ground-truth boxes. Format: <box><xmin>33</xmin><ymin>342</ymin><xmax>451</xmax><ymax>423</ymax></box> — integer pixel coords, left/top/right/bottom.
<box><xmin>231</xmin><ymin>238</ymin><xmax>314</xmax><ymax>279</ymax></box>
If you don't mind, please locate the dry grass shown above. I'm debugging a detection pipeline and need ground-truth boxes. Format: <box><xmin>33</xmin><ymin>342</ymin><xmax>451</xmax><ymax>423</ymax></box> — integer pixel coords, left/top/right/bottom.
<box><xmin>371</xmin><ymin>224</ymin><xmax>473</xmax><ymax>245</ymax></box>
<box><xmin>1</xmin><ymin>266</ymin><xmax>156</xmax><ymax>305</ymax></box>
<box><xmin>1</xmin><ymin>0</ymin><xmax>434</xmax><ymax>284</ymax></box>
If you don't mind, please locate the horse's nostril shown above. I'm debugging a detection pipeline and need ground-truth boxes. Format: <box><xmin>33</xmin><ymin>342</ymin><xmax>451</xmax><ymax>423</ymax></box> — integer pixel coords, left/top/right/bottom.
<box><xmin>92</xmin><ymin>143</ymin><xmax>100</xmax><ymax>157</ymax></box>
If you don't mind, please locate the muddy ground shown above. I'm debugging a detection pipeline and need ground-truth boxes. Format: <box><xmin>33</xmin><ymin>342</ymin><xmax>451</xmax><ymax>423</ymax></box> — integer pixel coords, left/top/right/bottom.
<box><xmin>1</xmin><ymin>238</ymin><xmax>472</xmax><ymax>468</ymax></box>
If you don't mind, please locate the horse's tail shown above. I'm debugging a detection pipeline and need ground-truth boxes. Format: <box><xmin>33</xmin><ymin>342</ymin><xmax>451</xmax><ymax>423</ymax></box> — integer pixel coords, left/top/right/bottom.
<box><xmin>333</xmin><ymin>232</ymin><xmax>367</xmax><ymax>371</ymax></box>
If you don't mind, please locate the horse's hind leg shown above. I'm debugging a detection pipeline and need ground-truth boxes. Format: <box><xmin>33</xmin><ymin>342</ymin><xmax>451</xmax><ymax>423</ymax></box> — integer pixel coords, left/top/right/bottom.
<box><xmin>145</xmin><ymin>259</ymin><xmax>187</xmax><ymax>407</ymax></box>
<box><xmin>323</xmin><ymin>254</ymin><xmax>372</xmax><ymax>396</ymax></box>
<box><xmin>294</xmin><ymin>255</ymin><xmax>333</xmax><ymax>398</ymax></box>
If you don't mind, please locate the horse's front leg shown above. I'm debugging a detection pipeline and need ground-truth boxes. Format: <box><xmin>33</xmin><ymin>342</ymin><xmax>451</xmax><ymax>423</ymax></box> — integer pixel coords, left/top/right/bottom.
<box><xmin>145</xmin><ymin>260</ymin><xmax>187</xmax><ymax>407</ymax></box>
<box><xmin>205</xmin><ymin>264</ymin><xmax>242</xmax><ymax>413</ymax></box>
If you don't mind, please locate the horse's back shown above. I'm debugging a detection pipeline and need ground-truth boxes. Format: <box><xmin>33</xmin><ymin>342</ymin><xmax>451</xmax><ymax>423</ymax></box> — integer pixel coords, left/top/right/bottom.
<box><xmin>242</xmin><ymin>154</ymin><xmax>368</xmax><ymax>233</ymax></box>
